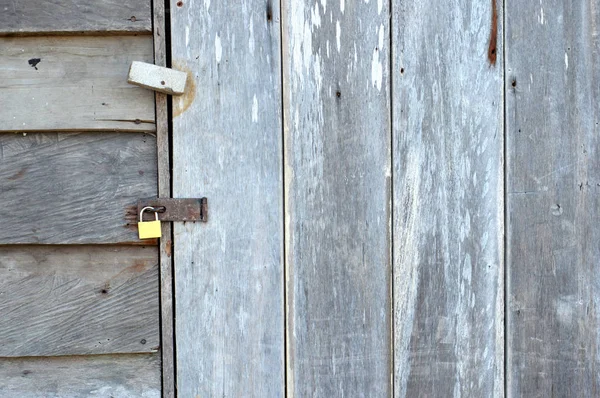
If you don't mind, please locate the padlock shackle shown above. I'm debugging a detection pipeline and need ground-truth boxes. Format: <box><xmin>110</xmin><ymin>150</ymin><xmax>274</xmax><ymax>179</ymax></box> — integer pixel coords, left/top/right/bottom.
<box><xmin>140</xmin><ymin>206</ymin><xmax>159</xmax><ymax>222</ymax></box>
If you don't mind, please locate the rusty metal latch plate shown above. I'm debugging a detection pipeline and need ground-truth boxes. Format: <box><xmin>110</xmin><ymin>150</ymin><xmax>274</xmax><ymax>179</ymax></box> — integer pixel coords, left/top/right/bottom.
<box><xmin>137</xmin><ymin>198</ymin><xmax>208</xmax><ymax>222</ymax></box>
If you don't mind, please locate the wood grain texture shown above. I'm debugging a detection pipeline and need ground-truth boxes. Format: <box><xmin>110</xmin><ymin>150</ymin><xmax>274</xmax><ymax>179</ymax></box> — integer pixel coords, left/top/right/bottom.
<box><xmin>506</xmin><ymin>1</ymin><xmax>600</xmax><ymax>396</ymax></box>
<box><xmin>392</xmin><ymin>0</ymin><xmax>504</xmax><ymax>396</ymax></box>
<box><xmin>171</xmin><ymin>0</ymin><xmax>284</xmax><ymax>396</ymax></box>
<box><xmin>0</xmin><ymin>353</ymin><xmax>160</xmax><ymax>398</ymax></box>
<box><xmin>0</xmin><ymin>0</ymin><xmax>151</xmax><ymax>35</ymax></box>
<box><xmin>0</xmin><ymin>36</ymin><xmax>155</xmax><ymax>132</ymax></box>
<box><xmin>0</xmin><ymin>132</ymin><xmax>157</xmax><ymax>244</ymax></box>
<box><xmin>152</xmin><ymin>0</ymin><xmax>175</xmax><ymax>396</ymax></box>
<box><xmin>0</xmin><ymin>246</ymin><xmax>159</xmax><ymax>357</ymax></box>
<box><xmin>283</xmin><ymin>1</ymin><xmax>391</xmax><ymax>395</ymax></box>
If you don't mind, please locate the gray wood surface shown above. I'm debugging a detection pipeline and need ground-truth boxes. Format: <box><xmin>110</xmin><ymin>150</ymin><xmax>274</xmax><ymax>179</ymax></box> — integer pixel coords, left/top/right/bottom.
<box><xmin>282</xmin><ymin>1</ymin><xmax>391</xmax><ymax>395</ymax></box>
<box><xmin>0</xmin><ymin>0</ymin><xmax>151</xmax><ymax>35</ymax></box>
<box><xmin>152</xmin><ymin>0</ymin><xmax>175</xmax><ymax>395</ymax></box>
<box><xmin>0</xmin><ymin>353</ymin><xmax>160</xmax><ymax>398</ymax></box>
<box><xmin>392</xmin><ymin>0</ymin><xmax>504</xmax><ymax>396</ymax></box>
<box><xmin>0</xmin><ymin>245</ymin><xmax>159</xmax><ymax>357</ymax></box>
<box><xmin>170</xmin><ymin>0</ymin><xmax>284</xmax><ymax>396</ymax></box>
<box><xmin>0</xmin><ymin>36</ymin><xmax>155</xmax><ymax>132</ymax></box>
<box><xmin>506</xmin><ymin>1</ymin><xmax>600</xmax><ymax>395</ymax></box>
<box><xmin>0</xmin><ymin>132</ymin><xmax>157</xmax><ymax>244</ymax></box>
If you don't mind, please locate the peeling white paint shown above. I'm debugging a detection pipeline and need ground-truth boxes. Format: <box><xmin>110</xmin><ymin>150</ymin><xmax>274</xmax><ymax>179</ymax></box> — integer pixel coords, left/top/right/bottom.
<box><xmin>321</xmin><ymin>0</ymin><xmax>327</xmax><ymax>13</ymax></box>
<box><xmin>336</xmin><ymin>20</ymin><xmax>341</xmax><ymax>52</ymax></box>
<box><xmin>312</xmin><ymin>2</ymin><xmax>321</xmax><ymax>27</ymax></box>
<box><xmin>252</xmin><ymin>95</ymin><xmax>258</xmax><ymax>123</ymax></box>
<box><xmin>185</xmin><ymin>26</ymin><xmax>190</xmax><ymax>48</ymax></box>
<box><xmin>248</xmin><ymin>19</ymin><xmax>255</xmax><ymax>55</ymax></box>
<box><xmin>565</xmin><ymin>52</ymin><xmax>568</xmax><ymax>69</ymax></box>
<box><xmin>204</xmin><ymin>0</ymin><xmax>210</xmax><ymax>11</ymax></box>
<box><xmin>215</xmin><ymin>33</ymin><xmax>222</xmax><ymax>63</ymax></box>
<box><xmin>340</xmin><ymin>0</ymin><xmax>345</xmax><ymax>14</ymax></box>
<box><xmin>371</xmin><ymin>24</ymin><xmax>384</xmax><ymax>91</ymax></box>
<box><xmin>378</xmin><ymin>0</ymin><xmax>383</xmax><ymax>14</ymax></box>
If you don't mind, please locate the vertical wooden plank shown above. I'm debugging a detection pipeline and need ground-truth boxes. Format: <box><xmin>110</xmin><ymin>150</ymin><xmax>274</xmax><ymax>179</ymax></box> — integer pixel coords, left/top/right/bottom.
<box><xmin>170</xmin><ymin>0</ymin><xmax>284</xmax><ymax>396</ymax></box>
<box><xmin>152</xmin><ymin>1</ymin><xmax>175</xmax><ymax>397</ymax></box>
<box><xmin>506</xmin><ymin>2</ymin><xmax>600</xmax><ymax>396</ymax></box>
<box><xmin>392</xmin><ymin>0</ymin><xmax>504</xmax><ymax>396</ymax></box>
<box><xmin>283</xmin><ymin>1</ymin><xmax>391</xmax><ymax>395</ymax></box>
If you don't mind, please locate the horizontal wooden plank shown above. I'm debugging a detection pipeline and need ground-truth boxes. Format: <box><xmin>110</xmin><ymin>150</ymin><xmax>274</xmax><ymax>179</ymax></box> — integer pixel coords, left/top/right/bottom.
<box><xmin>0</xmin><ymin>132</ymin><xmax>157</xmax><ymax>244</ymax></box>
<box><xmin>0</xmin><ymin>36</ymin><xmax>155</xmax><ymax>132</ymax></box>
<box><xmin>0</xmin><ymin>246</ymin><xmax>159</xmax><ymax>357</ymax></box>
<box><xmin>0</xmin><ymin>0</ymin><xmax>152</xmax><ymax>35</ymax></box>
<box><xmin>0</xmin><ymin>353</ymin><xmax>160</xmax><ymax>397</ymax></box>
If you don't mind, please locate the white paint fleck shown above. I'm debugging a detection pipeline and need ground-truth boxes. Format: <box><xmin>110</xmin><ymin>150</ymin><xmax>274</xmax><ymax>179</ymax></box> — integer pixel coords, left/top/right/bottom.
<box><xmin>321</xmin><ymin>0</ymin><xmax>327</xmax><ymax>13</ymax></box>
<box><xmin>371</xmin><ymin>24</ymin><xmax>384</xmax><ymax>91</ymax></box>
<box><xmin>378</xmin><ymin>0</ymin><xmax>383</xmax><ymax>14</ymax></box>
<box><xmin>252</xmin><ymin>95</ymin><xmax>258</xmax><ymax>123</ymax></box>
<box><xmin>204</xmin><ymin>0</ymin><xmax>210</xmax><ymax>10</ymax></box>
<box><xmin>249</xmin><ymin>19</ymin><xmax>255</xmax><ymax>55</ymax></box>
<box><xmin>326</xmin><ymin>40</ymin><xmax>330</xmax><ymax>58</ymax></box>
<box><xmin>565</xmin><ymin>52</ymin><xmax>568</xmax><ymax>69</ymax></box>
<box><xmin>540</xmin><ymin>8</ymin><xmax>544</xmax><ymax>24</ymax></box>
<box><xmin>312</xmin><ymin>2</ymin><xmax>321</xmax><ymax>27</ymax></box>
<box><xmin>336</xmin><ymin>20</ymin><xmax>341</xmax><ymax>52</ymax></box>
<box><xmin>215</xmin><ymin>33</ymin><xmax>222</xmax><ymax>63</ymax></box>
<box><xmin>340</xmin><ymin>0</ymin><xmax>345</xmax><ymax>13</ymax></box>
<box><xmin>371</xmin><ymin>50</ymin><xmax>382</xmax><ymax>91</ymax></box>
<box><xmin>185</xmin><ymin>26</ymin><xmax>189</xmax><ymax>48</ymax></box>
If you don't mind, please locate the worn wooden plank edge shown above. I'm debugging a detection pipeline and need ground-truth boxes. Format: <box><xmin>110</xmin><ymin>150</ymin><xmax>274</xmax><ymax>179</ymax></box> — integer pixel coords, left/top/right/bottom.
<box><xmin>0</xmin><ymin>30</ymin><xmax>152</xmax><ymax>38</ymax></box>
<box><xmin>152</xmin><ymin>1</ymin><xmax>175</xmax><ymax>397</ymax></box>
<box><xmin>0</xmin><ymin>352</ymin><xmax>161</xmax><ymax>398</ymax></box>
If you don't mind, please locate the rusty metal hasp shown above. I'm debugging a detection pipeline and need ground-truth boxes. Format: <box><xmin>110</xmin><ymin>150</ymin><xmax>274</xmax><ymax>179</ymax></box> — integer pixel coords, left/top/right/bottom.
<box><xmin>137</xmin><ymin>198</ymin><xmax>208</xmax><ymax>222</ymax></box>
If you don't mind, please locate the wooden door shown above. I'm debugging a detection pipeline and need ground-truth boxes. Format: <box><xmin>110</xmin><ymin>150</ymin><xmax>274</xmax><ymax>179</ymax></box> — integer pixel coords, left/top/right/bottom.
<box><xmin>170</xmin><ymin>0</ymin><xmax>503</xmax><ymax>396</ymax></box>
<box><xmin>0</xmin><ymin>1</ymin><xmax>170</xmax><ymax>397</ymax></box>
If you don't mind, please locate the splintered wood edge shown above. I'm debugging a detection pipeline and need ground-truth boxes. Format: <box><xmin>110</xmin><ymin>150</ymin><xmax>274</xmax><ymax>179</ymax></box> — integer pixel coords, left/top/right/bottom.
<box><xmin>128</xmin><ymin>61</ymin><xmax>187</xmax><ymax>95</ymax></box>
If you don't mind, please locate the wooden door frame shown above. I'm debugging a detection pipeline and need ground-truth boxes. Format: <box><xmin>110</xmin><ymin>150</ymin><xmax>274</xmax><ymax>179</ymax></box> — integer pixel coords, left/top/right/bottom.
<box><xmin>152</xmin><ymin>1</ymin><xmax>175</xmax><ymax>397</ymax></box>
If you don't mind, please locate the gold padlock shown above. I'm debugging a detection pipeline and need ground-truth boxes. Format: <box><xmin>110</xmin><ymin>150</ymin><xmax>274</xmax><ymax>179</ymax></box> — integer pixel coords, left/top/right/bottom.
<box><xmin>138</xmin><ymin>206</ymin><xmax>161</xmax><ymax>239</ymax></box>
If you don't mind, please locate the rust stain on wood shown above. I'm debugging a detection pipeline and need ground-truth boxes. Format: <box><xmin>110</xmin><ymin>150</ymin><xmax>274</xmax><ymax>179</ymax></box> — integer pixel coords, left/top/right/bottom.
<box><xmin>488</xmin><ymin>0</ymin><xmax>497</xmax><ymax>66</ymax></box>
<box><xmin>165</xmin><ymin>240</ymin><xmax>172</xmax><ymax>257</ymax></box>
<box><xmin>7</xmin><ymin>166</ymin><xmax>28</xmax><ymax>181</ymax></box>
<box><xmin>171</xmin><ymin>61</ymin><xmax>196</xmax><ymax>118</ymax></box>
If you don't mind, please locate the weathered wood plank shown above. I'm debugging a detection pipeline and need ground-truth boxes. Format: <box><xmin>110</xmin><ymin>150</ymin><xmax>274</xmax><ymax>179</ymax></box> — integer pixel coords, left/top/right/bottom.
<box><xmin>0</xmin><ymin>353</ymin><xmax>160</xmax><ymax>398</ymax></box>
<box><xmin>0</xmin><ymin>246</ymin><xmax>159</xmax><ymax>357</ymax></box>
<box><xmin>0</xmin><ymin>0</ymin><xmax>152</xmax><ymax>35</ymax></box>
<box><xmin>283</xmin><ymin>1</ymin><xmax>391</xmax><ymax>395</ymax></box>
<box><xmin>0</xmin><ymin>36</ymin><xmax>155</xmax><ymax>132</ymax></box>
<box><xmin>392</xmin><ymin>0</ymin><xmax>504</xmax><ymax>396</ymax></box>
<box><xmin>171</xmin><ymin>1</ymin><xmax>284</xmax><ymax>396</ymax></box>
<box><xmin>0</xmin><ymin>132</ymin><xmax>157</xmax><ymax>244</ymax></box>
<box><xmin>506</xmin><ymin>2</ymin><xmax>600</xmax><ymax>395</ymax></box>
<box><xmin>152</xmin><ymin>0</ymin><xmax>175</xmax><ymax>395</ymax></box>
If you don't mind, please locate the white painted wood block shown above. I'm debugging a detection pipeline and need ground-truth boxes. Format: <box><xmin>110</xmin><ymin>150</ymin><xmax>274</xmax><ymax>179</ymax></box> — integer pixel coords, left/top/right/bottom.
<box><xmin>127</xmin><ymin>61</ymin><xmax>187</xmax><ymax>95</ymax></box>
